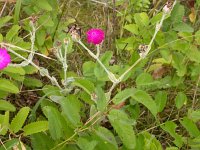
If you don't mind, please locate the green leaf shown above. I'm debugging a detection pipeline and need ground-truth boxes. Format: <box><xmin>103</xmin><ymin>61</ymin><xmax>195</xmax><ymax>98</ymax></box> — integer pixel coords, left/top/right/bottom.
<box><xmin>188</xmin><ymin>135</ymin><xmax>200</xmax><ymax>149</ymax></box>
<box><xmin>188</xmin><ymin>109</ymin><xmax>200</xmax><ymax>123</ymax></box>
<box><xmin>161</xmin><ymin>121</ymin><xmax>183</xmax><ymax>148</ymax></box>
<box><xmin>60</xmin><ymin>95</ymin><xmax>81</xmax><ymax>128</ymax></box>
<box><xmin>96</xmin><ymin>87</ymin><xmax>107</xmax><ymax>112</ymax></box>
<box><xmin>124</xmin><ymin>24</ymin><xmax>139</xmax><ymax>35</ymax></box>
<box><xmin>43</xmin><ymin>106</ymin><xmax>64</xmax><ymax>140</ymax></box>
<box><xmin>155</xmin><ymin>91</ymin><xmax>167</xmax><ymax>112</ymax></box>
<box><xmin>113</xmin><ymin>88</ymin><xmax>135</xmax><ymax>104</ymax></box>
<box><xmin>108</xmin><ymin>109</ymin><xmax>136</xmax><ymax>149</ymax></box>
<box><xmin>94</xmin><ymin>126</ymin><xmax>118</xmax><ymax>149</ymax></box>
<box><xmin>31</xmin><ymin>133</ymin><xmax>55</xmax><ymax>150</ymax></box>
<box><xmin>24</xmin><ymin>77</ymin><xmax>43</xmax><ymax>88</ymax></box>
<box><xmin>23</xmin><ymin>121</ymin><xmax>49</xmax><ymax>136</ymax></box>
<box><xmin>166</xmin><ymin>147</ymin><xmax>179</xmax><ymax>150</ymax></box>
<box><xmin>0</xmin><ymin>79</ymin><xmax>19</xmax><ymax>94</ymax></box>
<box><xmin>94</xmin><ymin>51</ymin><xmax>113</xmax><ymax>81</ymax></box>
<box><xmin>186</xmin><ymin>45</ymin><xmax>200</xmax><ymax>63</ymax></box>
<box><xmin>172</xmin><ymin>52</ymin><xmax>187</xmax><ymax>77</ymax></box>
<box><xmin>83</xmin><ymin>61</ymin><xmax>95</xmax><ymax>77</ymax></box>
<box><xmin>180</xmin><ymin>117</ymin><xmax>200</xmax><ymax>138</ymax></box>
<box><xmin>72</xmin><ymin>79</ymin><xmax>95</xmax><ymax>95</ymax></box>
<box><xmin>195</xmin><ymin>30</ymin><xmax>200</xmax><ymax>43</ymax></box>
<box><xmin>175</xmin><ymin>92</ymin><xmax>187</xmax><ymax>109</ymax></box>
<box><xmin>35</xmin><ymin>0</ymin><xmax>52</xmax><ymax>11</ymax></box>
<box><xmin>77</xmin><ymin>137</ymin><xmax>98</xmax><ymax>150</ymax></box>
<box><xmin>0</xmin><ymin>139</ymin><xmax>19</xmax><ymax>150</ymax></box>
<box><xmin>36</xmin><ymin>29</ymin><xmax>46</xmax><ymax>46</ymax></box>
<box><xmin>136</xmin><ymin>73</ymin><xmax>154</xmax><ymax>87</ymax></box>
<box><xmin>173</xmin><ymin>23</ymin><xmax>194</xmax><ymax>33</ymax></box>
<box><xmin>0</xmin><ymin>111</ymin><xmax>9</xmax><ymax>135</ymax></box>
<box><xmin>23</xmin><ymin>65</ymin><xmax>38</xmax><ymax>74</ymax></box>
<box><xmin>14</xmin><ymin>0</ymin><xmax>22</xmax><ymax>24</ymax></box>
<box><xmin>132</xmin><ymin>90</ymin><xmax>157</xmax><ymax>117</ymax></box>
<box><xmin>38</xmin><ymin>14</ymin><xmax>54</xmax><ymax>27</ymax></box>
<box><xmin>3</xmin><ymin>66</ymin><xmax>25</xmax><ymax>75</ymax></box>
<box><xmin>0</xmin><ymin>16</ymin><xmax>12</xmax><ymax>28</ymax></box>
<box><xmin>0</xmin><ymin>34</ymin><xmax>3</xmax><ymax>42</ymax></box>
<box><xmin>10</xmin><ymin>107</ymin><xmax>30</xmax><ymax>133</ymax></box>
<box><xmin>171</xmin><ymin>3</ymin><xmax>185</xmax><ymax>24</ymax></box>
<box><xmin>0</xmin><ymin>100</ymin><xmax>16</xmax><ymax>111</ymax></box>
<box><xmin>134</xmin><ymin>12</ymin><xmax>149</xmax><ymax>27</ymax></box>
<box><xmin>142</xmin><ymin>132</ymin><xmax>163</xmax><ymax>150</ymax></box>
<box><xmin>6</xmin><ymin>25</ymin><xmax>21</xmax><ymax>42</ymax></box>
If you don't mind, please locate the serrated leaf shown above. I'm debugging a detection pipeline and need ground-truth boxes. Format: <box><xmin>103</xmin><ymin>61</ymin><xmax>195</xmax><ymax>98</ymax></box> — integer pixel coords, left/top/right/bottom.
<box><xmin>14</xmin><ymin>0</ymin><xmax>22</xmax><ymax>24</ymax></box>
<box><xmin>108</xmin><ymin>109</ymin><xmax>136</xmax><ymax>149</ymax></box>
<box><xmin>171</xmin><ymin>3</ymin><xmax>185</xmax><ymax>23</ymax></box>
<box><xmin>23</xmin><ymin>65</ymin><xmax>38</xmax><ymax>74</ymax></box>
<box><xmin>124</xmin><ymin>24</ymin><xmax>139</xmax><ymax>35</ymax></box>
<box><xmin>23</xmin><ymin>121</ymin><xmax>48</xmax><ymax>136</ymax></box>
<box><xmin>36</xmin><ymin>29</ymin><xmax>46</xmax><ymax>46</ymax></box>
<box><xmin>77</xmin><ymin>137</ymin><xmax>98</xmax><ymax>150</ymax></box>
<box><xmin>10</xmin><ymin>107</ymin><xmax>30</xmax><ymax>133</ymax></box>
<box><xmin>0</xmin><ymin>139</ymin><xmax>19</xmax><ymax>150</ymax></box>
<box><xmin>0</xmin><ymin>100</ymin><xmax>16</xmax><ymax>111</ymax></box>
<box><xmin>35</xmin><ymin>0</ymin><xmax>52</xmax><ymax>11</ymax></box>
<box><xmin>0</xmin><ymin>111</ymin><xmax>9</xmax><ymax>135</ymax></box>
<box><xmin>60</xmin><ymin>95</ymin><xmax>81</xmax><ymax>128</ymax></box>
<box><xmin>0</xmin><ymin>16</ymin><xmax>12</xmax><ymax>28</ymax></box>
<box><xmin>142</xmin><ymin>132</ymin><xmax>163</xmax><ymax>150</ymax></box>
<box><xmin>3</xmin><ymin>66</ymin><xmax>25</xmax><ymax>75</ymax></box>
<box><xmin>186</xmin><ymin>45</ymin><xmax>200</xmax><ymax>63</ymax></box>
<box><xmin>72</xmin><ymin>79</ymin><xmax>95</xmax><ymax>95</ymax></box>
<box><xmin>113</xmin><ymin>88</ymin><xmax>135</xmax><ymax>104</ymax></box>
<box><xmin>172</xmin><ymin>52</ymin><xmax>187</xmax><ymax>77</ymax></box>
<box><xmin>132</xmin><ymin>90</ymin><xmax>157</xmax><ymax>117</ymax></box>
<box><xmin>155</xmin><ymin>91</ymin><xmax>167</xmax><ymax>112</ymax></box>
<box><xmin>173</xmin><ymin>22</ymin><xmax>194</xmax><ymax>32</ymax></box>
<box><xmin>134</xmin><ymin>12</ymin><xmax>149</xmax><ymax>27</ymax></box>
<box><xmin>24</xmin><ymin>77</ymin><xmax>43</xmax><ymax>88</ymax></box>
<box><xmin>38</xmin><ymin>14</ymin><xmax>54</xmax><ymax>27</ymax></box>
<box><xmin>31</xmin><ymin>133</ymin><xmax>55</xmax><ymax>150</ymax></box>
<box><xmin>175</xmin><ymin>92</ymin><xmax>187</xmax><ymax>109</ymax></box>
<box><xmin>166</xmin><ymin>147</ymin><xmax>179</xmax><ymax>150</ymax></box>
<box><xmin>6</xmin><ymin>25</ymin><xmax>21</xmax><ymax>42</ymax></box>
<box><xmin>0</xmin><ymin>79</ymin><xmax>19</xmax><ymax>94</ymax></box>
<box><xmin>161</xmin><ymin>121</ymin><xmax>183</xmax><ymax>147</ymax></box>
<box><xmin>180</xmin><ymin>117</ymin><xmax>200</xmax><ymax>138</ymax></box>
<box><xmin>95</xmin><ymin>126</ymin><xmax>118</xmax><ymax>149</ymax></box>
<box><xmin>136</xmin><ymin>73</ymin><xmax>154</xmax><ymax>87</ymax></box>
<box><xmin>188</xmin><ymin>109</ymin><xmax>200</xmax><ymax>123</ymax></box>
<box><xmin>43</xmin><ymin>106</ymin><xmax>63</xmax><ymax>140</ymax></box>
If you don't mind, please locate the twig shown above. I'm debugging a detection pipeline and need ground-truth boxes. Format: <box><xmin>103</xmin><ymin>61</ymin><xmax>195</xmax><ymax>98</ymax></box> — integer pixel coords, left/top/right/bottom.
<box><xmin>192</xmin><ymin>74</ymin><xmax>200</xmax><ymax>109</ymax></box>
<box><xmin>0</xmin><ymin>0</ymin><xmax>7</xmax><ymax>17</ymax></box>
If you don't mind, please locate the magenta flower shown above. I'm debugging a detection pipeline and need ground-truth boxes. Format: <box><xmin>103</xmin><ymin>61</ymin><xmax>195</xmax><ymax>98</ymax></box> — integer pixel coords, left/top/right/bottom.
<box><xmin>86</xmin><ymin>29</ymin><xmax>105</xmax><ymax>45</ymax></box>
<box><xmin>0</xmin><ymin>48</ymin><xmax>11</xmax><ymax>70</ymax></box>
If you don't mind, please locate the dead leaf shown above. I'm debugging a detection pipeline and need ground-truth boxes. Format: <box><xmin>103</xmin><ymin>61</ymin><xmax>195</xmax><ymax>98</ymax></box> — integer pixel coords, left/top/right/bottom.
<box><xmin>112</xmin><ymin>101</ymin><xmax>126</xmax><ymax>109</ymax></box>
<box><xmin>189</xmin><ymin>8</ymin><xmax>196</xmax><ymax>23</ymax></box>
<box><xmin>152</xmin><ymin>65</ymin><xmax>169</xmax><ymax>79</ymax></box>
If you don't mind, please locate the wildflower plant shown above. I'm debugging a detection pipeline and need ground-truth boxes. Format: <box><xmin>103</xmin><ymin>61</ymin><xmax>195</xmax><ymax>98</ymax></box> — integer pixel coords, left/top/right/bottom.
<box><xmin>0</xmin><ymin>0</ymin><xmax>200</xmax><ymax>150</ymax></box>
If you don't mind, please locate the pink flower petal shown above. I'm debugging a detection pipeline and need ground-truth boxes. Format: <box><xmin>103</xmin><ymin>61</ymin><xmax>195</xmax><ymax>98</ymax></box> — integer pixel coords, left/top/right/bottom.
<box><xmin>86</xmin><ymin>29</ymin><xmax>105</xmax><ymax>45</ymax></box>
